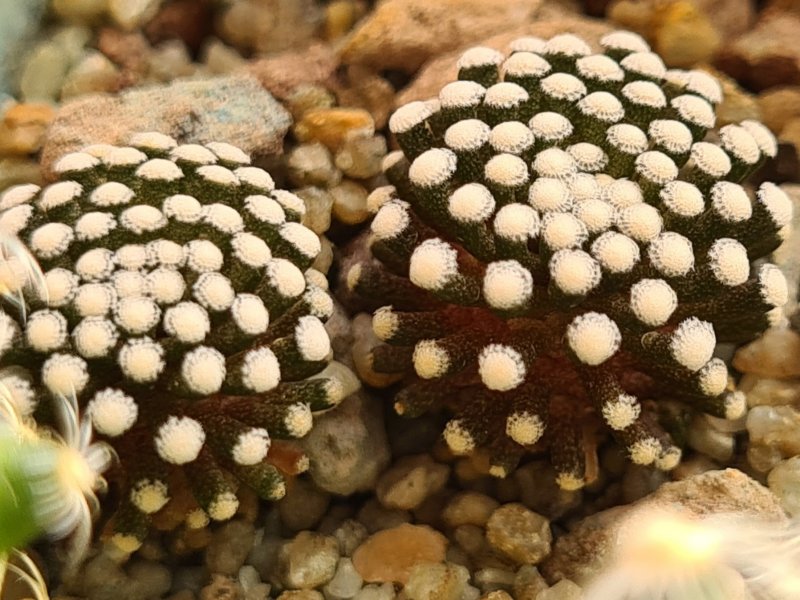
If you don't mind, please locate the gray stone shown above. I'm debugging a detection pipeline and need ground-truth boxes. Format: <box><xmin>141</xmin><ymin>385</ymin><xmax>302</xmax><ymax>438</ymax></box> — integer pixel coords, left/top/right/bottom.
<box><xmin>206</xmin><ymin>520</ymin><xmax>256</xmax><ymax>576</ymax></box>
<box><xmin>376</xmin><ymin>454</ymin><xmax>450</xmax><ymax>510</ymax></box>
<box><xmin>278</xmin><ymin>478</ymin><xmax>331</xmax><ymax>531</ymax></box>
<box><xmin>323</xmin><ymin>558</ymin><xmax>363</xmax><ymax>600</ymax></box>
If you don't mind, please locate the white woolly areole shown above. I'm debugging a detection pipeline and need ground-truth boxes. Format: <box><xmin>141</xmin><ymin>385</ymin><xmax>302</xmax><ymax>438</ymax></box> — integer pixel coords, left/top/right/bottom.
<box><xmin>449</xmin><ymin>184</ymin><xmax>495</xmax><ymax>223</ymax></box>
<box><xmin>0</xmin><ymin>183</ymin><xmax>39</xmax><ymax>209</ymax></box>
<box><xmin>545</xmin><ymin>33</ymin><xmax>591</xmax><ymax>57</ymax></box>
<box><xmin>184</xmin><ymin>240</ymin><xmax>224</xmax><ymax>273</ymax></box>
<box><xmin>120</xmin><ymin>205</ymin><xmax>167</xmax><ymax>234</ymax></box>
<box><xmin>40</xmin><ymin>181</ymin><xmax>82</xmax><ymax>210</ymax></box>
<box><xmin>591</xmin><ymin>231</ymin><xmax>640</xmax><ymax>273</ymax></box>
<box><xmin>206</xmin><ymin>141</ymin><xmax>250</xmax><ymax>165</ymax></box>
<box><xmin>759</xmin><ymin>264</ymin><xmax>788</xmax><ymax>307</ymax></box>
<box><xmin>244</xmin><ymin>195</ymin><xmax>285</xmax><ymax>225</ymax></box>
<box><xmin>457</xmin><ymin>46</ymin><xmax>504</xmax><ymax>69</ymax></box>
<box><xmin>541</xmin><ymin>73</ymin><xmax>587</xmax><ymax>101</ymax></box>
<box><xmin>114</xmin><ymin>296</ymin><xmax>161</xmax><ymax>334</ymax></box>
<box><xmin>570</xmin><ymin>173</ymin><xmax>601</xmax><ymax>203</ymax></box>
<box><xmin>541</xmin><ymin>212</ymin><xmax>588</xmax><ymax>250</ymax></box>
<box><xmin>413</xmin><ymin>339</ymin><xmax>450</xmax><ymax>379</ymax></box>
<box><xmin>478</xmin><ymin>344</ymin><xmax>526</xmax><ymax>391</ymax></box>
<box><xmin>685</xmin><ymin>70</ymin><xmax>723</xmax><ymax>104</ymax></box>
<box><xmin>266</xmin><ymin>258</ymin><xmax>306</xmax><ymax>298</ymax></box>
<box><xmin>409</xmin><ymin>238</ymin><xmax>458</xmax><ymax>290</ymax></box>
<box><xmin>485</xmin><ymin>153</ymin><xmax>529</xmax><ymax>186</ymax></box>
<box><xmin>305</xmin><ymin>269</ymin><xmax>328</xmax><ymax>291</ymax></box>
<box><xmin>193</xmin><ymin>272</ymin><xmax>235</xmax><ymax>311</ymax></box>
<box><xmin>606</xmin><ymin>124</ymin><xmax>648</xmax><ymax>155</ymax></box>
<box><xmin>0</xmin><ymin>373</ymin><xmax>35</xmax><ymax>417</ymax></box>
<box><xmin>204</xmin><ymin>203</ymin><xmax>244</xmax><ymax>234</ymax></box>
<box><xmin>181</xmin><ymin>346</ymin><xmax>226</xmax><ymax>395</ymax></box>
<box><xmin>30</xmin><ymin>223</ymin><xmax>74</xmax><ymax>259</ymax></box>
<box><xmin>529</xmin><ymin>177</ymin><xmax>572</xmax><ymax>212</ymax></box>
<box><xmin>88</xmin><ymin>388</ymin><xmax>138</xmax><ymax>436</ymax></box>
<box><xmin>629</xmin><ymin>437</ymin><xmax>661</xmax><ymax>465</ymax></box>
<box><xmin>118</xmin><ymin>337</ymin><xmax>165</xmax><ymax>383</ymax></box>
<box><xmin>163</xmin><ymin>194</ymin><xmax>203</xmax><ymax>223</ymax></box>
<box><xmin>54</xmin><ymin>152</ymin><xmax>99</xmax><ymax>174</ymax></box>
<box><xmin>723</xmin><ymin>391</ymin><xmax>746</xmax><ymax>420</ymax></box>
<box><xmin>129</xmin><ymin>131</ymin><xmax>177</xmax><ymax>150</ymax></box>
<box><xmin>235</xmin><ymin>166</ymin><xmax>275</xmax><ymax>191</ymax></box>
<box><xmin>630</xmin><ymin>279</ymin><xmax>677</xmax><ymax>327</ymax></box>
<box><xmin>710</xmin><ymin>182</ymin><xmax>752</xmax><ymax>222</ymax></box>
<box><xmin>549</xmin><ymin>249</ymin><xmax>601</xmax><ymax>295</ymax></box>
<box><xmin>208</xmin><ymin>492</ymin><xmax>239</xmax><ymax>521</ymax></box>
<box><xmin>366</xmin><ymin>185</ymin><xmax>397</xmax><ymax>214</ymax></box>
<box><xmin>72</xmin><ymin>317</ymin><xmax>119</xmax><ymax>358</ymax></box>
<box><xmin>41</xmin><ymin>353</ymin><xmax>89</xmax><ymax>396</ymax></box>
<box><xmin>602</xmin><ymin>393</ymin><xmax>641</xmax><ymax>430</ymax></box>
<box><xmin>112</xmin><ymin>270</ymin><xmax>145</xmax><ymax>298</ymax></box>
<box><xmin>155</xmin><ymin>416</ymin><xmax>205</xmax><ymax>464</ymax></box>
<box><xmin>603</xmin><ymin>178</ymin><xmax>643</xmax><ymax>209</ymax></box>
<box><xmin>601</xmin><ymin>30</ymin><xmax>650</xmax><ymax>53</ymax></box>
<box><xmin>484</xmin><ymin>82</ymin><xmax>529</xmax><ymax>108</ymax></box>
<box><xmin>502</xmin><ymin>51</ymin><xmax>550</xmax><ymax>78</ymax></box>
<box><xmin>443</xmin><ymin>419</ymin><xmax>475</xmax><ymax>454</ymax></box>
<box><xmin>131</xmin><ymin>479</ymin><xmax>169</xmax><ymax>514</ymax></box>
<box><xmin>170</xmin><ymin>144</ymin><xmax>217</xmax><ymax>165</ymax></box>
<box><xmin>648</xmin><ymin>232</ymin><xmax>694</xmax><ymax>277</ymax></box>
<box><xmin>757</xmin><ymin>182</ymin><xmax>793</xmax><ymax>227</ymax></box>
<box><xmin>483</xmin><ymin>260</ymin><xmax>533</xmax><ymax>309</ymax></box>
<box><xmin>74</xmin><ymin>283</ymin><xmax>116</xmax><ymax>317</ymax></box>
<box><xmin>241</xmin><ymin>347</ymin><xmax>281</xmax><ymax>392</ymax></box>
<box><xmin>648</xmin><ymin>119</ymin><xmax>692</xmax><ymax>153</ymax></box>
<box><xmin>272</xmin><ymin>190</ymin><xmax>305</xmax><ymax>217</ymax></box>
<box><xmin>409</xmin><ymin>148</ymin><xmax>457</xmax><ymax>187</ymax></box>
<box><xmin>506</xmin><ymin>411</ymin><xmax>544</xmax><ymax>445</ymax></box>
<box><xmin>617</xmin><ymin>203</ymin><xmax>663</xmax><ymax>243</ymax></box>
<box><xmin>232</xmin><ymin>294</ymin><xmax>269</xmax><ymax>335</ymax></box>
<box><xmin>533</xmin><ymin>147</ymin><xmax>578</xmax><ymax>179</ymax></box>
<box><xmin>0</xmin><ymin>205</ymin><xmax>32</xmax><ymax>235</ymax></box>
<box><xmin>671</xmin><ymin>95</ymin><xmax>715</xmax><ymax>128</ymax></box>
<box><xmin>103</xmin><ymin>146</ymin><xmax>147</xmax><ymax>167</ymax></box>
<box><xmin>509</xmin><ymin>36</ymin><xmax>546</xmax><ymax>53</ymax></box>
<box><xmin>389</xmin><ymin>101</ymin><xmax>434</xmax><ymax>134</ymax></box>
<box><xmin>708</xmin><ymin>238</ymin><xmax>749</xmax><ymax>286</ymax></box>
<box><xmin>573</xmin><ymin>199</ymin><xmax>614</xmax><ymax>233</ymax></box>
<box><xmin>280</xmin><ymin>222</ymin><xmax>321</xmax><ymax>258</ymax></box>
<box><xmin>439</xmin><ymin>80</ymin><xmax>486</xmax><ymax>109</ymax></box>
<box><xmin>0</xmin><ymin>313</ymin><xmax>18</xmax><ymax>357</ymax></box>
<box><xmin>698</xmin><ymin>358</ymin><xmax>728</xmax><ymax>397</ymax></box>
<box><xmin>136</xmin><ymin>158</ymin><xmax>183</xmax><ymax>181</ymax></box>
<box><xmin>493</xmin><ymin>203</ymin><xmax>540</xmax><ymax>242</ymax></box>
<box><xmin>578</xmin><ymin>91</ymin><xmax>624</xmax><ymax>122</ymax></box>
<box><xmin>82</xmin><ymin>143</ymin><xmax>115</xmax><ymax>158</ymax></box>
<box><xmin>232</xmin><ymin>428</ymin><xmax>270</xmax><ymax>465</ymax></box>
<box><xmin>621</xmin><ymin>52</ymin><xmax>666</xmax><ymax>79</ymax></box>
<box><xmin>622</xmin><ymin>81</ymin><xmax>666</xmax><ymax>107</ymax></box>
<box><xmin>670</xmin><ymin>317</ymin><xmax>716</xmax><ymax>371</ymax></box>
<box><xmin>75</xmin><ymin>211</ymin><xmax>116</xmax><ymax>241</ymax></box>
<box><xmin>90</xmin><ymin>182</ymin><xmax>135</xmax><ymax>208</ymax></box>
<box><xmin>741</xmin><ymin>120</ymin><xmax>777</xmax><ymax>158</ymax></box>
<box><xmin>567</xmin><ymin>312</ymin><xmax>621</xmax><ymax>365</ymax></box>
<box><xmin>660</xmin><ymin>181</ymin><xmax>704</xmax><ymax>217</ymax></box>
<box><xmin>295</xmin><ymin>315</ymin><xmax>331</xmax><ymax>361</ymax></box>
<box><xmin>147</xmin><ymin>239</ymin><xmax>185</xmax><ymax>268</ymax></box>
<box><xmin>635</xmin><ymin>151</ymin><xmax>678</xmax><ymax>184</ymax></box>
<box><xmin>490</xmin><ymin>121</ymin><xmax>534</xmax><ymax>154</ymax></box>
<box><xmin>690</xmin><ymin>142</ymin><xmax>731</xmax><ymax>177</ymax></box>
<box><xmin>372</xmin><ymin>306</ymin><xmax>399</xmax><ymax>342</ymax></box>
<box><xmin>568</xmin><ymin>143</ymin><xmax>608</xmax><ymax>172</ymax></box>
<box><xmin>444</xmin><ymin>119</ymin><xmax>490</xmax><ymax>151</ymax></box>
<box><xmin>26</xmin><ymin>310</ymin><xmax>68</xmax><ymax>352</ymax></box>
<box><xmin>197</xmin><ymin>165</ymin><xmax>239</xmax><ymax>187</ymax></box>
<box><xmin>529</xmin><ymin>111</ymin><xmax>573</xmax><ymax>141</ymax></box>
<box><xmin>76</xmin><ymin>248</ymin><xmax>115</xmax><ymax>282</ymax></box>
<box><xmin>720</xmin><ymin>124</ymin><xmax>760</xmax><ymax>164</ymax></box>
<box><xmin>115</xmin><ymin>244</ymin><xmax>147</xmax><ymax>270</ymax></box>
<box><xmin>576</xmin><ymin>54</ymin><xmax>624</xmax><ymax>82</ymax></box>
<box><xmin>372</xmin><ymin>199</ymin><xmax>411</xmax><ymax>239</ymax></box>
<box><xmin>164</xmin><ymin>302</ymin><xmax>210</xmax><ymax>344</ymax></box>
<box><xmin>43</xmin><ymin>268</ymin><xmax>79</xmax><ymax>308</ymax></box>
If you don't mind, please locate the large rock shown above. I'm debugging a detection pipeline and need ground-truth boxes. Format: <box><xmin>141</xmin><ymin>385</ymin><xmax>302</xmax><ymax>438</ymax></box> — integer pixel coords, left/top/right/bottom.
<box><xmin>541</xmin><ymin>469</ymin><xmax>787</xmax><ymax>585</ymax></box>
<box><xmin>0</xmin><ymin>0</ymin><xmax>47</xmax><ymax>95</ymax></box>
<box><xmin>245</xmin><ymin>43</ymin><xmax>338</xmax><ymax>101</ymax></box>
<box><xmin>40</xmin><ymin>75</ymin><xmax>291</xmax><ymax>179</ymax></box>
<box><xmin>340</xmin><ymin>0</ymin><xmax>546</xmax><ymax>74</ymax></box>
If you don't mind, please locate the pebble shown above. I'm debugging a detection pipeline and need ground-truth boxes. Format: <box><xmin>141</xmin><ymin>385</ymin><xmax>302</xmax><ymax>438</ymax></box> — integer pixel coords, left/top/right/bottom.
<box><xmin>758</xmin><ymin>86</ymin><xmax>800</xmax><ymax>135</ymax></box>
<box><xmin>376</xmin><ymin>454</ymin><xmax>451</xmax><ymax>511</ymax></box>
<box><xmin>206</xmin><ymin>521</ymin><xmax>256</xmax><ymax>576</ymax></box>
<box><xmin>443</xmin><ymin>492</ymin><xmax>499</xmax><ymax>528</ymax></box>
<box><xmin>481</xmin><ymin>593</ymin><xmax>512</xmax><ymax>600</ymax></box>
<box><xmin>357</xmin><ymin>499</ymin><xmax>412</xmax><ymax>533</ymax></box>
<box><xmin>19</xmin><ymin>27</ymin><xmax>91</xmax><ymax>102</ymax></box>
<box><xmin>277</xmin><ymin>592</ymin><xmax>325</xmax><ymax>600</ymax></box>
<box><xmin>486</xmin><ymin>504</ymin><xmax>552</xmax><ymax>566</ymax></box>
<box><xmin>402</xmin><ymin>563</ymin><xmax>472</xmax><ymax>600</ymax></box>
<box><xmin>351</xmin><ymin>313</ymin><xmax>405</xmax><ymax>388</ymax></box>
<box><xmin>740</xmin><ymin>374</ymin><xmax>800</xmax><ymax>407</ymax></box>
<box><xmin>352</xmin><ymin>584</ymin><xmax>395</xmax><ymax>600</ymax></box>
<box><xmin>287</xmin><ymin>143</ymin><xmax>342</xmax><ymax>188</ymax></box>
<box><xmin>61</xmin><ymin>50</ymin><xmax>120</xmax><ymax>98</ymax></box>
<box><xmin>324</xmin><ymin>1</ymin><xmax>364</xmax><ymax>41</ymax></box>
<box><xmin>218</xmin><ymin>0</ymin><xmax>322</xmax><ymax>55</ymax></box>
<box><xmin>620</xmin><ymin>465</ymin><xmax>668</xmax><ymax>504</ymax></box>
<box><xmin>144</xmin><ymin>0</ymin><xmax>214</xmax><ymax>53</ymax></box>
<box><xmin>199</xmin><ymin>575</ymin><xmax>240</xmax><ymax>600</ymax></box>
<box><xmin>279</xmin><ymin>532</ymin><xmax>340</xmax><ymax>590</ymax></box>
<box><xmin>332</xmin><ymin>520</ymin><xmax>370</xmax><ymax>558</ymax></box>
<box><xmin>513</xmin><ymin>462</ymin><xmax>581</xmax><ymax>520</ymax></box>
<box><xmin>473</xmin><ymin>568</ymin><xmax>516</xmax><ymax>593</ymax></box>
<box><xmin>294</xmin><ymin>108</ymin><xmax>375</xmax><ymax>151</ymax></box>
<box><xmin>52</xmin><ymin>0</ymin><xmax>108</xmax><ymax>23</ymax></box>
<box><xmin>239</xmin><ymin>565</ymin><xmax>272</xmax><ymax>600</ymax></box>
<box><xmin>534</xmin><ymin>580</ymin><xmax>582</xmax><ymax>600</ymax></box>
<box><xmin>512</xmin><ymin>566</ymin><xmax>548</xmax><ymax>600</ymax></box>
<box><xmin>0</xmin><ymin>0</ymin><xmax>47</xmax><ymax>95</ymax></box>
<box><xmin>285</xmin><ymin>85</ymin><xmax>337</xmax><ymax>121</ymax></box>
<box><xmin>332</xmin><ymin>66</ymin><xmax>396</xmax><ymax>130</ymax></box>
<box><xmin>747</xmin><ymin>405</ymin><xmax>800</xmax><ymax>458</ymax></box>
<box><xmin>297</xmin><ymin>187</ymin><xmax>335</xmax><ymax>235</ymax></box>
<box><xmin>768</xmin><ymin>456</ymin><xmax>800</xmax><ymax>517</ymax></box>
<box><xmin>203</xmin><ymin>39</ymin><xmax>247</xmax><ymax>75</ymax></box>
<box><xmin>687</xmin><ymin>415</ymin><xmax>735</xmax><ymax>463</ymax></box>
<box><xmin>733</xmin><ymin>328</ymin><xmax>800</xmax><ymax>379</ymax></box>
<box><xmin>147</xmin><ymin>40</ymin><xmax>195</xmax><ymax>82</ymax></box>
<box><xmin>108</xmin><ymin>0</ymin><xmax>162</xmax><ymax>30</ymax></box>
<box><xmin>323</xmin><ymin>558</ymin><xmax>364</xmax><ymax>600</ymax></box>
<box><xmin>278</xmin><ymin>478</ymin><xmax>331</xmax><ymax>532</ymax></box>
<box><xmin>452</xmin><ymin>525</ymin><xmax>489</xmax><ymax>560</ymax></box>
<box><xmin>335</xmin><ymin>136</ymin><xmax>388</xmax><ymax>179</ymax></box>
<box><xmin>352</xmin><ymin>524</ymin><xmax>448</xmax><ymax>584</ymax></box>
<box><xmin>0</xmin><ymin>102</ymin><xmax>55</xmax><ymax>155</ymax></box>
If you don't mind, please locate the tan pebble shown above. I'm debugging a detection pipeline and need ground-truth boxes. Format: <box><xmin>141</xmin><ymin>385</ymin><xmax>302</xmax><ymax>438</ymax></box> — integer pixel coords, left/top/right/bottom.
<box><xmin>352</xmin><ymin>523</ymin><xmax>448</xmax><ymax>584</ymax></box>
<box><xmin>486</xmin><ymin>503</ymin><xmax>551</xmax><ymax>565</ymax></box>
<box><xmin>0</xmin><ymin>103</ymin><xmax>56</xmax><ymax>156</ymax></box>
<box><xmin>331</xmin><ymin>180</ymin><xmax>371</xmax><ymax>225</ymax></box>
<box><xmin>294</xmin><ymin>108</ymin><xmax>375</xmax><ymax>150</ymax></box>
<box><xmin>733</xmin><ymin>328</ymin><xmax>800</xmax><ymax>378</ymax></box>
<box><xmin>758</xmin><ymin>86</ymin><xmax>800</xmax><ymax>134</ymax></box>
<box><xmin>443</xmin><ymin>492</ymin><xmax>499</xmax><ymax>528</ymax></box>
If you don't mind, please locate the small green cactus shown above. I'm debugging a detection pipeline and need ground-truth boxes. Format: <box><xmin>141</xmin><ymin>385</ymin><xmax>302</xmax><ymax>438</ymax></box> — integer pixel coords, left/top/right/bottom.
<box><xmin>0</xmin><ymin>134</ymin><xmax>341</xmax><ymax>551</ymax></box>
<box><xmin>348</xmin><ymin>31</ymin><xmax>791</xmax><ymax>488</ymax></box>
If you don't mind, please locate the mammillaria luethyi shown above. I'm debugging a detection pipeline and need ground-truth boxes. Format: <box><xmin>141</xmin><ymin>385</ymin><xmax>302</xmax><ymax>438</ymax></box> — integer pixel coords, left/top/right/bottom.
<box><xmin>347</xmin><ymin>30</ymin><xmax>792</xmax><ymax>488</ymax></box>
<box><xmin>0</xmin><ymin>133</ymin><xmax>341</xmax><ymax>550</ymax></box>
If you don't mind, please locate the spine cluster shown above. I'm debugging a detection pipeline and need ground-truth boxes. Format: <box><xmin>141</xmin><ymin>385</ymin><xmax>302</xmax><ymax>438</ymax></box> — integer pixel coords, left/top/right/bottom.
<box><xmin>349</xmin><ymin>31</ymin><xmax>791</xmax><ymax>487</ymax></box>
<box><xmin>0</xmin><ymin>133</ymin><xmax>340</xmax><ymax>549</ymax></box>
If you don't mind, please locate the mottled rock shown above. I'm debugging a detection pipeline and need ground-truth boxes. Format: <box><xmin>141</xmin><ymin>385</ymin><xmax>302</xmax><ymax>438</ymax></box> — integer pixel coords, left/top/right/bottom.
<box><xmin>199</xmin><ymin>575</ymin><xmax>241</xmax><ymax>600</ymax></box>
<box><xmin>403</xmin><ymin>563</ymin><xmax>471</xmax><ymax>600</ymax></box>
<box><xmin>513</xmin><ymin>566</ymin><xmax>548</xmax><ymax>600</ymax></box>
<box><xmin>96</xmin><ymin>28</ymin><xmax>151</xmax><ymax>85</ymax></box>
<box><xmin>144</xmin><ymin>0</ymin><xmax>214</xmax><ymax>53</ymax></box>
<box><xmin>335</xmin><ymin>136</ymin><xmax>387</xmax><ymax>180</ymax></box>
<box><xmin>294</xmin><ymin>108</ymin><xmax>375</xmax><ymax>151</ymax></box>
<box><xmin>757</xmin><ymin>86</ymin><xmax>800</xmax><ymax>134</ymax></box>
<box><xmin>246</xmin><ymin>44</ymin><xmax>338</xmax><ymax>101</ymax></box>
<box><xmin>331</xmin><ymin>180</ymin><xmax>371</xmax><ymax>225</ymax></box>
<box><xmin>218</xmin><ymin>0</ymin><xmax>323</xmax><ymax>55</ymax></box>
<box><xmin>443</xmin><ymin>492</ymin><xmax>499</xmax><ymax>528</ymax></box>
<box><xmin>287</xmin><ymin>143</ymin><xmax>342</xmax><ymax>188</ymax></box>
<box><xmin>768</xmin><ymin>456</ymin><xmax>800</xmax><ymax>517</ymax></box>
<box><xmin>352</xmin><ymin>584</ymin><xmax>395</xmax><ymax>600</ymax></box>
<box><xmin>352</xmin><ymin>524</ymin><xmax>448</xmax><ymax>584</ymax></box>
<box><xmin>279</xmin><ymin>532</ymin><xmax>340</xmax><ymax>590</ymax></box>
<box><xmin>542</xmin><ymin>469</ymin><xmax>787</xmax><ymax>585</ymax></box>
<box><xmin>747</xmin><ymin>405</ymin><xmax>800</xmax><ymax>457</ymax></box>
<box><xmin>0</xmin><ymin>102</ymin><xmax>55</xmax><ymax>155</ymax></box>
<box><xmin>535</xmin><ymin>580</ymin><xmax>582</xmax><ymax>600</ymax></box>
<box><xmin>733</xmin><ymin>327</ymin><xmax>800</xmax><ymax>378</ymax></box>
<box><xmin>41</xmin><ymin>75</ymin><xmax>290</xmax><ymax>179</ymax></box>
<box><xmin>323</xmin><ymin>558</ymin><xmax>363</xmax><ymax>600</ymax></box>
<box><xmin>486</xmin><ymin>504</ymin><xmax>552</xmax><ymax>565</ymax></box>
<box><xmin>740</xmin><ymin>374</ymin><xmax>800</xmax><ymax>407</ymax></box>
<box><xmin>302</xmin><ymin>391</ymin><xmax>391</xmax><ymax>495</ymax></box>
<box><xmin>376</xmin><ymin>455</ymin><xmax>451</xmax><ymax>511</ymax></box>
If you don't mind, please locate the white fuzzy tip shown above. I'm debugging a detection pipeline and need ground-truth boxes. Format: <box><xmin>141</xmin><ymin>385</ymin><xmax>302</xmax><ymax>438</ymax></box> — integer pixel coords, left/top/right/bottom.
<box><xmin>88</xmin><ymin>388</ymin><xmax>138</xmax><ymax>437</ymax></box>
<box><xmin>54</xmin><ymin>152</ymin><xmax>99</xmax><ymax>174</ymax></box>
<box><xmin>529</xmin><ymin>177</ymin><xmax>572</xmax><ymax>212</ymax></box>
<box><xmin>295</xmin><ymin>315</ymin><xmax>331</xmax><ymax>362</ymax></box>
<box><xmin>232</xmin><ymin>428</ymin><xmax>271</xmax><ymax>465</ymax></box>
<box><xmin>573</xmin><ymin>199</ymin><xmax>614</xmax><ymax>234</ymax></box>
<box><xmin>478</xmin><ymin>344</ymin><xmax>526</xmax><ymax>391</ymax></box>
<box><xmin>372</xmin><ymin>306</ymin><xmax>399</xmax><ymax>342</ymax></box>
<box><xmin>457</xmin><ymin>46</ymin><xmax>504</xmax><ymax>69</ymax></box>
<box><xmin>629</xmin><ymin>437</ymin><xmax>661</xmax><ymax>465</ymax></box>
<box><xmin>413</xmin><ymin>340</ymin><xmax>450</xmax><ymax>379</ymax></box>
<box><xmin>439</xmin><ymin>80</ymin><xmax>486</xmax><ymax>109</ymax></box>
<box><xmin>556</xmin><ymin>472</ymin><xmax>584</xmax><ymax>491</ymax></box>
<box><xmin>485</xmin><ymin>153</ymin><xmax>529</xmax><ymax>187</ymax></box>
<box><xmin>372</xmin><ymin>199</ymin><xmax>410</xmax><ymax>240</ymax></box>
<box><xmin>621</xmin><ymin>52</ymin><xmax>666</xmax><ymax>79</ymax></box>
<box><xmin>409</xmin><ymin>238</ymin><xmax>458</xmax><ymax>291</ymax></box>
<box><xmin>241</xmin><ymin>347</ymin><xmax>281</xmax><ymax>393</ymax></box>
<box><xmin>118</xmin><ymin>337</ymin><xmax>165</xmax><ymax>383</ymax></box>
<box><xmin>578</xmin><ymin>91</ymin><xmax>624</xmax><ymax>122</ymax></box>
<box><xmin>622</xmin><ymin>81</ymin><xmax>667</xmax><ymax>108</ymax></box>
<box><xmin>366</xmin><ymin>185</ymin><xmax>397</xmax><ymax>214</ymax></box>
<box><xmin>448</xmin><ymin>184</ymin><xmax>495</xmax><ymax>223</ymax></box>
<box><xmin>576</xmin><ymin>54</ymin><xmax>625</xmax><ymax>82</ymax></box>
<box><xmin>757</xmin><ymin>182</ymin><xmax>793</xmax><ymax>228</ymax></box>
<box><xmin>740</xmin><ymin>120</ymin><xmax>778</xmax><ymax>158</ymax></box>
<box><xmin>484</xmin><ymin>82</ymin><xmax>529</xmax><ymax>108</ymax></box>
<box><xmin>72</xmin><ymin>316</ymin><xmax>119</xmax><ymax>359</ymax></box>
<box><xmin>603</xmin><ymin>178</ymin><xmax>643</xmax><ymax>210</ymax></box>
<box><xmin>502</xmin><ymin>51</ymin><xmax>551</xmax><ymax>78</ymax></box>
<box><xmin>206</xmin><ymin>141</ymin><xmax>251</xmax><ymax>165</ymax></box>
<box><xmin>533</xmin><ymin>147</ymin><xmax>577</xmax><ymax>179</ymax></box>
<box><xmin>602</xmin><ymin>393</ymin><xmax>641</xmax><ymax>431</ymax></box>
<box><xmin>545</xmin><ymin>33</ymin><xmax>591</xmax><ymax>57</ymax></box>
<box><xmin>389</xmin><ymin>101</ymin><xmax>434</xmax><ymax>134</ymax></box>
<box><xmin>670</xmin><ymin>317</ymin><xmax>716</xmax><ymax>372</ymax></box>
<box><xmin>648</xmin><ymin>232</ymin><xmax>694</xmax><ymax>277</ymax></box>
<box><xmin>708</xmin><ymin>238</ymin><xmax>749</xmax><ymax>287</ymax></box>
<box><xmin>41</xmin><ymin>353</ymin><xmax>89</xmax><ymax>396</ymax></box>
<box><xmin>483</xmin><ymin>260</ymin><xmax>533</xmax><ymax>310</ymax></box>
<box><xmin>506</xmin><ymin>411</ymin><xmax>545</xmax><ymax>445</ymax></box>
<box><xmin>591</xmin><ymin>231</ymin><xmax>640</xmax><ymax>274</ymax></box>
<box><xmin>759</xmin><ymin>264</ymin><xmax>788</xmax><ymax>308</ymax></box>
<box><xmin>636</xmin><ymin>151</ymin><xmax>678</xmax><ymax>184</ymax></box>
<box><xmin>720</xmin><ymin>125</ymin><xmax>760</xmax><ymax>165</ymax></box>
<box><xmin>285</xmin><ymin>403</ymin><xmax>313</xmax><ymax>438</ymax></box>
<box><xmin>208</xmin><ymin>492</ymin><xmax>239</xmax><ymax>521</ymax></box>
<box><xmin>129</xmin><ymin>131</ymin><xmax>177</xmax><ymax>150</ymax></box>
<box><xmin>182</xmin><ymin>346</ymin><xmax>226</xmax><ymax>395</ymax></box>
<box><xmin>444</xmin><ymin>119</ymin><xmax>490</xmax><ymax>151</ymax></box>
<box><xmin>698</xmin><ymin>358</ymin><xmax>728</xmax><ymax>397</ymax></box>
<box><xmin>686</xmin><ymin>70</ymin><xmax>723</xmax><ymax>104</ymax></box>
<box><xmin>443</xmin><ymin>419</ymin><xmax>475</xmax><ymax>455</ymax></box>
<box><xmin>617</xmin><ymin>203</ymin><xmax>663</xmax><ymax>243</ymax></box>
<box><xmin>541</xmin><ymin>211</ymin><xmax>588</xmax><ymax>250</ymax></box>
<box><xmin>723</xmin><ymin>391</ymin><xmax>746</xmax><ymax>420</ymax></box>
<box><xmin>155</xmin><ymin>416</ymin><xmax>205</xmax><ymax>464</ymax></box>
<box><xmin>710</xmin><ymin>182</ymin><xmax>752</xmax><ymax>222</ymax></box>
<box><xmin>630</xmin><ymin>279</ymin><xmax>677</xmax><ymax>327</ymax></box>
<box><xmin>529</xmin><ymin>111</ymin><xmax>573</xmax><ymax>141</ymax></box>
<box><xmin>409</xmin><ymin>148</ymin><xmax>457</xmax><ymax>188</ymax></box>
<box><xmin>660</xmin><ymin>181</ymin><xmax>704</xmax><ymax>217</ymax></box>
<box><xmin>550</xmin><ymin>249</ymin><xmax>601</xmax><ymax>296</ymax></box>
<box><xmin>26</xmin><ymin>310</ymin><xmax>68</xmax><ymax>352</ymax></box>
<box><xmin>509</xmin><ymin>36</ymin><xmax>546</xmax><ymax>54</ymax></box>
<box><xmin>568</xmin><ymin>143</ymin><xmax>608</xmax><ymax>173</ymax></box>
<box><xmin>567</xmin><ymin>312</ymin><xmax>621</xmax><ymax>366</ymax></box>
<box><xmin>540</xmin><ymin>73</ymin><xmax>587</xmax><ymax>101</ymax></box>
<box><xmin>690</xmin><ymin>142</ymin><xmax>731</xmax><ymax>178</ymax></box>
<box><xmin>131</xmin><ymin>479</ymin><xmax>170</xmax><ymax>514</ymax></box>
<box><xmin>136</xmin><ymin>158</ymin><xmax>183</xmax><ymax>181</ymax></box>
<box><xmin>601</xmin><ymin>30</ymin><xmax>650</xmax><ymax>53</ymax></box>
<box><xmin>235</xmin><ymin>167</ymin><xmax>275</xmax><ymax>191</ymax></box>
<box><xmin>672</xmin><ymin>94</ymin><xmax>715</xmax><ymax>128</ymax></box>
<box><xmin>606</xmin><ymin>123</ymin><xmax>648</xmax><ymax>155</ymax></box>
<box><xmin>649</xmin><ymin>119</ymin><xmax>692</xmax><ymax>154</ymax></box>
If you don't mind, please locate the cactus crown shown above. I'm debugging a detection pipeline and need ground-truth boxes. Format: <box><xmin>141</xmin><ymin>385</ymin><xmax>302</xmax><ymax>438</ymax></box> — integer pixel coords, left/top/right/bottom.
<box><xmin>0</xmin><ymin>134</ymin><xmax>341</xmax><ymax>549</ymax></box>
<box><xmin>350</xmin><ymin>31</ymin><xmax>791</xmax><ymax>487</ymax></box>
